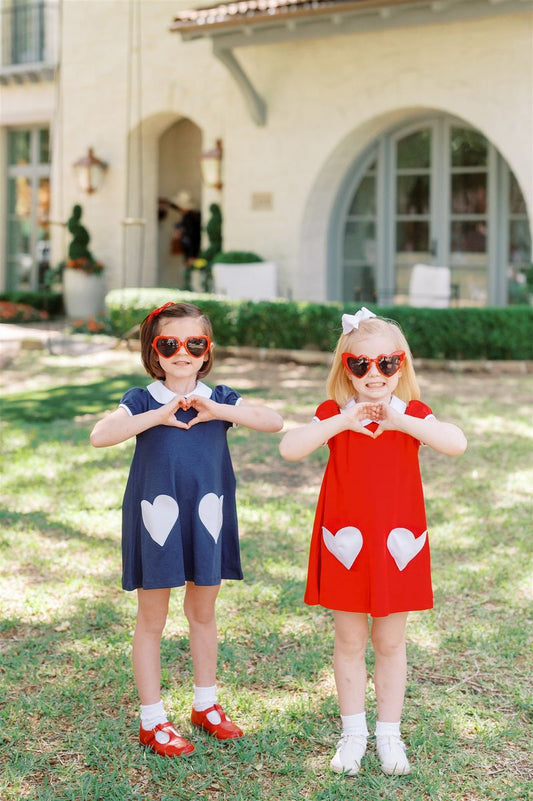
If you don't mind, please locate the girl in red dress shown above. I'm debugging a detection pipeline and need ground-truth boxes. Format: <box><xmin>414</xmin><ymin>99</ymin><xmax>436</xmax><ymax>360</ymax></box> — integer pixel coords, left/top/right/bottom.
<box><xmin>279</xmin><ymin>308</ymin><xmax>466</xmax><ymax>777</ymax></box>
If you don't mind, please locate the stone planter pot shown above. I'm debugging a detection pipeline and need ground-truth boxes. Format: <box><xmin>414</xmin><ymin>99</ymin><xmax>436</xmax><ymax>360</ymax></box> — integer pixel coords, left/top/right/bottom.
<box><xmin>63</xmin><ymin>269</ymin><xmax>106</xmax><ymax>318</ymax></box>
<box><xmin>212</xmin><ymin>261</ymin><xmax>277</xmax><ymax>300</ymax></box>
<box><xmin>190</xmin><ymin>269</ymin><xmax>206</xmax><ymax>293</ymax></box>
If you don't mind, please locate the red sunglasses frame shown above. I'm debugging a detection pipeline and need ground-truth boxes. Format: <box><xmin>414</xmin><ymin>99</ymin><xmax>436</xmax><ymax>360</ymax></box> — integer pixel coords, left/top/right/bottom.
<box><xmin>152</xmin><ymin>334</ymin><xmax>211</xmax><ymax>359</ymax></box>
<box><xmin>342</xmin><ymin>350</ymin><xmax>405</xmax><ymax>378</ymax></box>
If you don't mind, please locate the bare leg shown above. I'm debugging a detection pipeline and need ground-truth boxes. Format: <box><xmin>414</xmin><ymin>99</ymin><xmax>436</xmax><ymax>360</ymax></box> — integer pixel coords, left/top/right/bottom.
<box><xmin>132</xmin><ymin>588</ymin><xmax>171</xmax><ymax>705</ymax></box>
<box><xmin>332</xmin><ymin>611</ymin><xmax>369</xmax><ymax>715</ymax></box>
<box><xmin>371</xmin><ymin>612</ymin><xmax>408</xmax><ymax>722</ymax></box>
<box><xmin>183</xmin><ymin>582</ymin><xmax>220</xmax><ymax>687</ymax></box>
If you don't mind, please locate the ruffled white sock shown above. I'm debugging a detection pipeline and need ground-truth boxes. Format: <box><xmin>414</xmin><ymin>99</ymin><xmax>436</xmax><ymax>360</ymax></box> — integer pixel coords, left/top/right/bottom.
<box><xmin>193</xmin><ymin>684</ymin><xmax>217</xmax><ymax>712</ymax></box>
<box><xmin>341</xmin><ymin>712</ymin><xmax>369</xmax><ymax>737</ymax></box>
<box><xmin>375</xmin><ymin>720</ymin><xmax>401</xmax><ymax>738</ymax></box>
<box><xmin>140</xmin><ymin>700</ymin><xmax>167</xmax><ymax>731</ymax></box>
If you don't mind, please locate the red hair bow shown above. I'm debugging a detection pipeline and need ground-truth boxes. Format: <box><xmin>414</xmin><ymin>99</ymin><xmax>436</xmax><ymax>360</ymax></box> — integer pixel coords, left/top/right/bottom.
<box><xmin>146</xmin><ymin>302</ymin><xmax>174</xmax><ymax>324</ymax></box>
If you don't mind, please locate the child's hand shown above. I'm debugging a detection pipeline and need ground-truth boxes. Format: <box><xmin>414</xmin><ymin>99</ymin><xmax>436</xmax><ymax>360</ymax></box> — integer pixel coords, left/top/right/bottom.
<box><xmin>371</xmin><ymin>402</ymin><xmax>402</xmax><ymax>437</ymax></box>
<box><xmin>343</xmin><ymin>402</ymin><xmax>380</xmax><ymax>438</ymax></box>
<box><xmin>182</xmin><ymin>395</ymin><xmax>219</xmax><ymax>427</ymax></box>
<box><xmin>158</xmin><ymin>396</ymin><xmax>190</xmax><ymax>430</ymax></box>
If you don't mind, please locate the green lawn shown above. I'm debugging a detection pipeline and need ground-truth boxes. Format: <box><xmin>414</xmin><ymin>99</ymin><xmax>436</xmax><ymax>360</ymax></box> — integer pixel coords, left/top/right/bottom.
<box><xmin>0</xmin><ymin>344</ymin><xmax>531</xmax><ymax>801</ymax></box>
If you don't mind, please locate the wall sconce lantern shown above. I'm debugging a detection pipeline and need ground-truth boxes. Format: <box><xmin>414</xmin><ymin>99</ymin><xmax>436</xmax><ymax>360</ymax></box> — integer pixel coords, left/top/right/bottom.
<box><xmin>200</xmin><ymin>139</ymin><xmax>223</xmax><ymax>190</ymax></box>
<box><xmin>73</xmin><ymin>147</ymin><xmax>108</xmax><ymax>194</ymax></box>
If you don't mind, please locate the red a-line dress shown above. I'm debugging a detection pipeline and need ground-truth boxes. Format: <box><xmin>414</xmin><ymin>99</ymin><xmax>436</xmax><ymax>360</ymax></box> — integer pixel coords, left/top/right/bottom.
<box><xmin>304</xmin><ymin>396</ymin><xmax>434</xmax><ymax>617</ymax></box>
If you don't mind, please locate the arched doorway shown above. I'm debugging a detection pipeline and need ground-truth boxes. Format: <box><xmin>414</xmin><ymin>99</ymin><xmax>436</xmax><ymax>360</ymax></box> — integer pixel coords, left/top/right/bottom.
<box><xmin>335</xmin><ymin>116</ymin><xmax>531</xmax><ymax>306</ymax></box>
<box><xmin>157</xmin><ymin>118</ymin><xmax>202</xmax><ymax>287</ymax></box>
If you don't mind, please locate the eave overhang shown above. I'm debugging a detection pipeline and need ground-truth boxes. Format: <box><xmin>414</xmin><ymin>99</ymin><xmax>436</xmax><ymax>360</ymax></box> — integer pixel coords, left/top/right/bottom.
<box><xmin>170</xmin><ymin>0</ymin><xmax>532</xmax><ymax>125</ymax></box>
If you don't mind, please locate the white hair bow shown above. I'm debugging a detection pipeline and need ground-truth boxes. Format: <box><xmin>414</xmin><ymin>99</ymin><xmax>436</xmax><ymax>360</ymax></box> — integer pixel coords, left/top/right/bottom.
<box><xmin>341</xmin><ymin>307</ymin><xmax>376</xmax><ymax>334</ymax></box>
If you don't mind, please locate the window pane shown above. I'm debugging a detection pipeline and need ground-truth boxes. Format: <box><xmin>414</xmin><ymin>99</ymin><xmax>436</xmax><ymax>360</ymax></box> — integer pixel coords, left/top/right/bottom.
<box><xmin>449</xmin><ymin>264</ymin><xmax>487</xmax><ymax>306</ymax></box>
<box><xmin>397</xmin><ymin>130</ymin><xmax>430</xmax><ymax>169</ymax></box>
<box><xmin>344</xmin><ymin>221</ymin><xmax>375</xmax><ymax>261</ymax></box>
<box><xmin>343</xmin><ymin>161</ymin><xmax>377</xmax><ymax>302</ymax></box>
<box><xmin>7</xmin><ymin>217</ymin><xmax>29</xmax><ymax>257</ymax></box>
<box><xmin>508</xmin><ymin>217</ymin><xmax>531</xmax><ymax>304</ymax></box>
<box><xmin>39</xmin><ymin>129</ymin><xmax>50</xmax><ymax>164</ymax></box>
<box><xmin>396</xmin><ymin>221</ymin><xmax>429</xmax><ymax>252</ymax></box>
<box><xmin>451</xmin><ymin>128</ymin><xmax>488</xmax><ymax>167</ymax></box>
<box><xmin>38</xmin><ymin>177</ymin><xmax>50</xmax><ymax>225</ymax></box>
<box><xmin>509</xmin><ymin>219</ymin><xmax>531</xmax><ymax>266</ymax></box>
<box><xmin>9</xmin><ymin>175</ymin><xmax>32</xmax><ymax>217</ymax></box>
<box><xmin>343</xmin><ymin>264</ymin><xmax>376</xmax><ymax>303</ymax></box>
<box><xmin>396</xmin><ymin>174</ymin><xmax>429</xmax><ymax>215</ymax></box>
<box><xmin>11</xmin><ymin>0</ymin><xmax>45</xmax><ymax>64</ymax></box>
<box><xmin>8</xmin><ymin>130</ymin><xmax>31</xmax><ymax>164</ymax></box>
<box><xmin>451</xmin><ymin>221</ymin><xmax>487</xmax><ymax>253</ymax></box>
<box><xmin>451</xmin><ymin>173</ymin><xmax>487</xmax><ymax>214</ymax></box>
<box><xmin>348</xmin><ymin>174</ymin><xmax>376</xmax><ymax>215</ymax></box>
<box><xmin>509</xmin><ymin>173</ymin><xmax>527</xmax><ymax>214</ymax></box>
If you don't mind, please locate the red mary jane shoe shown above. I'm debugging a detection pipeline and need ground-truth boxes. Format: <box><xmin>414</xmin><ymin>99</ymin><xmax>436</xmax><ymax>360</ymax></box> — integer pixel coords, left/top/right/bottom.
<box><xmin>191</xmin><ymin>704</ymin><xmax>243</xmax><ymax>740</ymax></box>
<box><xmin>139</xmin><ymin>721</ymin><xmax>195</xmax><ymax>757</ymax></box>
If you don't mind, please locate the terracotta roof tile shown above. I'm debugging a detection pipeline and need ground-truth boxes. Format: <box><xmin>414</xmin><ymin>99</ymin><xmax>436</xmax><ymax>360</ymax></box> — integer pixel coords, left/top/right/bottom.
<box><xmin>172</xmin><ymin>0</ymin><xmax>429</xmax><ymax>30</ymax></box>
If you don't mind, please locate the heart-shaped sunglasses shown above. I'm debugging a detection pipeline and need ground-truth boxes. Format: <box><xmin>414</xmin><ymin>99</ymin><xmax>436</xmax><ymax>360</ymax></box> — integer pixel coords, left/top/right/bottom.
<box><xmin>342</xmin><ymin>350</ymin><xmax>405</xmax><ymax>378</ymax></box>
<box><xmin>152</xmin><ymin>335</ymin><xmax>211</xmax><ymax>359</ymax></box>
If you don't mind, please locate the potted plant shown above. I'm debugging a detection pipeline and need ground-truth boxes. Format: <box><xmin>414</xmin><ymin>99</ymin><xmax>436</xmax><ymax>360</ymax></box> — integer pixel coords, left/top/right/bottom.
<box><xmin>212</xmin><ymin>250</ymin><xmax>278</xmax><ymax>300</ymax></box>
<box><xmin>184</xmin><ymin>203</ymin><xmax>222</xmax><ymax>293</ymax></box>
<box><xmin>62</xmin><ymin>204</ymin><xmax>106</xmax><ymax>317</ymax></box>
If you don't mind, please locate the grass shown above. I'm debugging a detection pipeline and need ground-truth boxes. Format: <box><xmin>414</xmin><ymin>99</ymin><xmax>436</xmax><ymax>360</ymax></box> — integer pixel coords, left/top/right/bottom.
<box><xmin>0</xmin><ymin>343</ymin><xmax>531</xmax><ymax>800</ymax></box>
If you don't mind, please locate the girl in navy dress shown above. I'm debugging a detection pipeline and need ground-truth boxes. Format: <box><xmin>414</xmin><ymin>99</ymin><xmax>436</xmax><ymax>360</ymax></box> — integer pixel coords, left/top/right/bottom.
<box><xmin>279</xmin><ymin>307</ymin><xmax>466</xmax><ymax>777</ymax></box>
<box><xmin>90</xmin><ymin>301</ymin><xmax>283</xmax><ymax>757</ymax></box>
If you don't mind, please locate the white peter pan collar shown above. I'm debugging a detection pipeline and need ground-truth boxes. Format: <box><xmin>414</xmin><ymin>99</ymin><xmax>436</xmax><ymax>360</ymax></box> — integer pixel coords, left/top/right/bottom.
<box><xmin>340</xmin><ymin>394</ymin><xmax>407</xmax><ymax>425</ymax></box>
<box><xmin>147</xmin><ymin>380</ymin><xmax>212</xmax><ymax>404</ymax></box>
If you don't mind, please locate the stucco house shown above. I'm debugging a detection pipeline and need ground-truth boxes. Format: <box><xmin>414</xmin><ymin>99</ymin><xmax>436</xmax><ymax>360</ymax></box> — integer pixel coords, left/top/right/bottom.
<box><xmin>1</xmin><ymin>0</ymin><xmax>532</xmax><ymax>307</ymax></box>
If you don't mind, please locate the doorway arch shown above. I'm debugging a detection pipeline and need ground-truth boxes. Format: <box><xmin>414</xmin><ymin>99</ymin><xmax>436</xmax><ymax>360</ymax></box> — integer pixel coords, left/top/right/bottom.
<box><xmin>157</xmin><ymin>117</ymin><xmax>202</xmax><ymax>287</ymax></box>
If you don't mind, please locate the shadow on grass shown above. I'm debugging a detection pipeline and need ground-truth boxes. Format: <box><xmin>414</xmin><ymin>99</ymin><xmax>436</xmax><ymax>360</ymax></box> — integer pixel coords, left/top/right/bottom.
<box><xmin>0</xmin><ymin>373</ymin><xmax>146</xmax><ymax>423</ymax></box>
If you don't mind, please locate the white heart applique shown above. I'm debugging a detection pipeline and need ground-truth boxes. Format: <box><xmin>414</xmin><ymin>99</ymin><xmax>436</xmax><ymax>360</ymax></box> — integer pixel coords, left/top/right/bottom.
<box><xmin>199</xmin><ymin>493</ymin><xmax>224</xmax><ymax>543</ymax></box>
<box><xmin>322</xmin><ymin>526</ymin><xmax>363</xmax><ymax>570</ymax></box>
<box><xmin>141</xmin><ymin>494</ymin><xmax>179</xmax><ymax>547</ymax></box>
<box><xmin>387</xmin><ymin>527</ymin><xmax>427</xmax><ymax>571</ymax></box>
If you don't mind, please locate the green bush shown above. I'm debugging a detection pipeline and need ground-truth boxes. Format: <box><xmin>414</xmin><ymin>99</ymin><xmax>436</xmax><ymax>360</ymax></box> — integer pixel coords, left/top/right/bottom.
<box><xmin>212</xmin><ymin>251</ymin><xmax>263</xmax><ymax>264</ymax></box>
<box><xmin>0</xmin><ymin>291</ymin><xmax>64</xmax><ymax>317</ymax></box>
<box><xmin>105</xmin><ymin>288</ymin><xmax>533</xmax><ymax>360</ymax></box>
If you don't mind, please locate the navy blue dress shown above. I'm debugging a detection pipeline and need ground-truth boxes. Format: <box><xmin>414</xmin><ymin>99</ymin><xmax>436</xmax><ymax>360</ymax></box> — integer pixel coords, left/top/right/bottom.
<box><xmin>119</xmin><ymin>380</ymin><xmax>243</xmax><ymax>591</ymax></box>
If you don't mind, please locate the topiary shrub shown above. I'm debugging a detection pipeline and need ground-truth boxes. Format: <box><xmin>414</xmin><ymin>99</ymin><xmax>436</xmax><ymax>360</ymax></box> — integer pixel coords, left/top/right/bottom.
<box><xmin>201</xmin><ymin>204</ymin><xmax>223</xmax><ymax>265</ymax></box>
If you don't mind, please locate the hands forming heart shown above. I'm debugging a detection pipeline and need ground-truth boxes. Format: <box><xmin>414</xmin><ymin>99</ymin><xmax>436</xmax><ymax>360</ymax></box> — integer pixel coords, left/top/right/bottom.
<box><xmin>345</xmin><ymin>401</ymin><xmax>397</xmax><ymax>438</ymax></box>
<box><xmin>161</xmin><ymin>394</ymin><xmax>217</xmax><ymax>430</ymax></box>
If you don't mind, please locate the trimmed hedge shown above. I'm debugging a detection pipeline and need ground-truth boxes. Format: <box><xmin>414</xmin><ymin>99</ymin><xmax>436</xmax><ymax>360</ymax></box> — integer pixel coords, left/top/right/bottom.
<box><xmin>105</xmin><ymin>288</ymin><xmax>533</xmax><ymax>360</ymax></box>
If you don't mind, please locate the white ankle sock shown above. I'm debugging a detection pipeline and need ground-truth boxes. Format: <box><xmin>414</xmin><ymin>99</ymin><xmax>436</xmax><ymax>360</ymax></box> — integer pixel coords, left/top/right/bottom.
<box><xmin>140</xmin><ymin>700</ymin><xmax>167</xmax><ymax>730</ymax></box>
<box><xmin>375</xmin><ymin>720</ymin><xmax>401</xmax><ymax>738</ymax></box>
<box><xmin>193</xmin><ymin>684</ymin><xmax>217</xmax><ymax>712</ymax></box>
<box><xmin>341</xmin><ymin>712</ymin><xmax>369</xmax><ymax>737</ymax></box>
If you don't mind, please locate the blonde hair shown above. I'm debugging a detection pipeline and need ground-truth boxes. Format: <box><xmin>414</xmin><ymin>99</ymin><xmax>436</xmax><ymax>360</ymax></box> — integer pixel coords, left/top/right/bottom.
<box><xmin>326</xmin><ymin>316</ymin><xmax>420</xmax><ymax>407</ymax></box>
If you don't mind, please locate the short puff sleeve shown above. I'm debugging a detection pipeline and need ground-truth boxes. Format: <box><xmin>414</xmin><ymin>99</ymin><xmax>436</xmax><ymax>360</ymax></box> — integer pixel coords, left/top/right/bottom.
<box><xmin>119</xmin><ymin>387</ymin><xmax>150</xmax><ymax>416</ymax></box>
<box><xmin>211</xmin><ymin>384</ymin><xmax>242</xmax><ymax>429</ymax></box>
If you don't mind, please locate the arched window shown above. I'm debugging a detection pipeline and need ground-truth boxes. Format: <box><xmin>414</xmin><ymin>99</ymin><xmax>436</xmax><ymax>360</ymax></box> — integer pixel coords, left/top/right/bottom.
<box><xmin>339</xmin><ymin>117</ymin><xmax>531</xmax><ymax>306</ymax></box>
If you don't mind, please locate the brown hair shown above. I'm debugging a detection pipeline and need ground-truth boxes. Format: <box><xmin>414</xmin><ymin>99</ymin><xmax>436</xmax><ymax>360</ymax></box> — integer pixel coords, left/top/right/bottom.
<box><xmin>326</xmin><ymin>315</ymin><xmax>420</xmax><ymax>407</ymax></box>
<box><xmin>140</xmin><ymin>302</ymin><xmax>214</xmax><ymax>380</ymax></box>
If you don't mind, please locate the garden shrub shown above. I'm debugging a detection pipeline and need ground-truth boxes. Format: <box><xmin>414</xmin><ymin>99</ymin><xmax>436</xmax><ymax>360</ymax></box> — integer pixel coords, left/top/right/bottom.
<box><xmin>0</xmin><ymin>291</ymin><xmax>64</xmax><ymax>318</ymax></box>
<box><xmin>105</xmin><ymin>288</ymin><xmax>533</xmax><ymax>360</ymax></box>
<box><xmin>212</xmin><ymin>251</ymin><xmax>263</xmax><ymax>264</ymax></box>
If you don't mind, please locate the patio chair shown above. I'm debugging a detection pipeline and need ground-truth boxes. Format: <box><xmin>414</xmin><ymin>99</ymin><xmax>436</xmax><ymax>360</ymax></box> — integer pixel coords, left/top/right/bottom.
<box><xmin>409</xmin><ymin>263</ymin><xmax>451</xmax><ymax>308</ymax></box>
